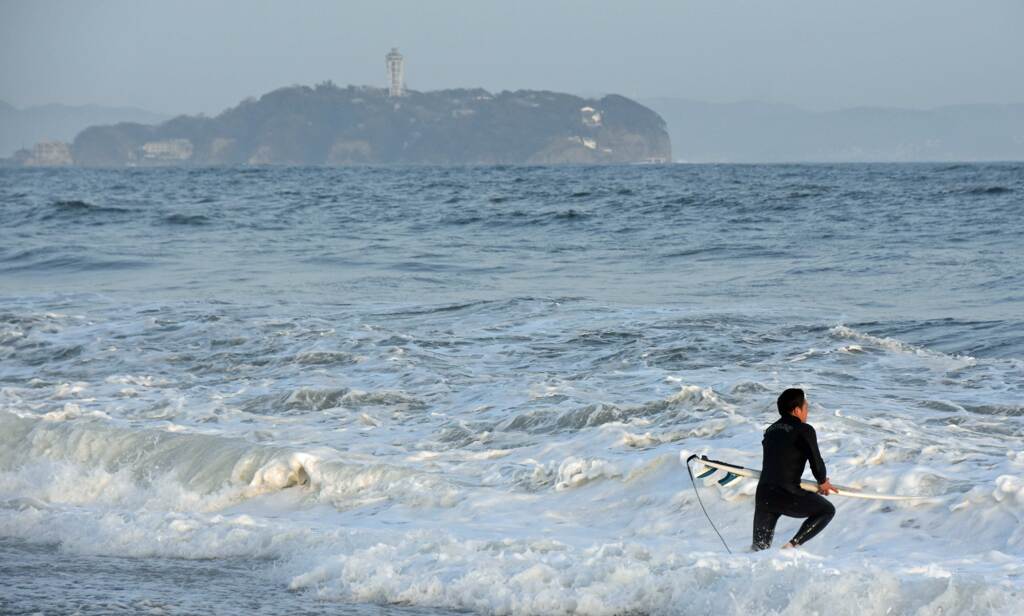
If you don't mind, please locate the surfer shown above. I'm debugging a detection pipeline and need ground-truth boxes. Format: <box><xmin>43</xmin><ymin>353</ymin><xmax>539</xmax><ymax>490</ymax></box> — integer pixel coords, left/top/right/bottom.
<box><xmin>752</xmin><ymin>388</ymin><xmax>837</xmax><ymax>550</ymax></box>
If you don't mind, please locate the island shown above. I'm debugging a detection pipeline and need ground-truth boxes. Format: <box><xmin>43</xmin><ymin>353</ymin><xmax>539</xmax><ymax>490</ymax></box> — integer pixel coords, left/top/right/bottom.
<box><xmin>67</xmin><ymin>83</ymin><xmax>671</xmax><ymax>167</ymax></box>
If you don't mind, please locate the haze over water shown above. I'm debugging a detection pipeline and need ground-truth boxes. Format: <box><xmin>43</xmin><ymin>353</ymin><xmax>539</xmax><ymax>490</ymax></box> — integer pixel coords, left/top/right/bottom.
<box><xmin>2</xmin><ymin>163</ymin><xmax>1023</xmax><ymax>614</ymax></box>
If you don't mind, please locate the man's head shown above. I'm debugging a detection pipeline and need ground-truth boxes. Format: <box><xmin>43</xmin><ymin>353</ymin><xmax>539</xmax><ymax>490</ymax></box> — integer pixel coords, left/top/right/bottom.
<box><xmin>777</xmin><ymin>388</ymin><xmax>808</xmax><ymax>422</ymax></box>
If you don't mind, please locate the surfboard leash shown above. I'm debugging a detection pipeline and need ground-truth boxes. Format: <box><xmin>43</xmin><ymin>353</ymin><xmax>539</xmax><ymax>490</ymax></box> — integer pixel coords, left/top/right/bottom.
<box><xmin>685</xmin><ymin>454</ymin><xmax>733</xmax><ymax>554</ymax></box>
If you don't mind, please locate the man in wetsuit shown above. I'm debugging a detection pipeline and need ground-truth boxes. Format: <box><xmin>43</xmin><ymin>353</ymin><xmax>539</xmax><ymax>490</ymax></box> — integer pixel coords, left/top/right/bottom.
<box><xmin>752</xmin><ymin>388</ymin><xmax>837</xmax><ymax>550</ymax></box>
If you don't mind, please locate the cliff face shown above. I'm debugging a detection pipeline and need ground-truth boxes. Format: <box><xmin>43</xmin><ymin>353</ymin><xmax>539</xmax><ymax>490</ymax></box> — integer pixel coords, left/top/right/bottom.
<box><xmin>71</xmin><ymin>84</ymin><xmax>671</xmax><ymax>166</ymax></box>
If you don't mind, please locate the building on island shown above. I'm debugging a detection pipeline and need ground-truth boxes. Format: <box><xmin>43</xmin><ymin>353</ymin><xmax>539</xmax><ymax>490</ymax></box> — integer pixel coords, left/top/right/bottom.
<box><xmin>386</xmin><ymin>48</ymin><xmax>405</xmax><ymax>97</ymax></box>
<box><xmin>580</xmin><ymin>106</ymin><xmax>603</xmax><ymax>127</ymax></box>
<box><xmin>141</xmin><ymin>139</ymin><xmax>193</xmax><ymax>161</ymax></box>
<box><xmin>24</xmin><ymin>141</ymin><xmax>73</xmax><ymax>166</ymax></box>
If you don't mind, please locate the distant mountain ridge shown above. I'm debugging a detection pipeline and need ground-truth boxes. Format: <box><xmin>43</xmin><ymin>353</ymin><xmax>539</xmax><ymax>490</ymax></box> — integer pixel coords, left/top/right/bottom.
<box><xmin>643</xmin><ymin>98</ymin><xmax>1024</xmax><ymax>162</ymax></box>
<box><xmin>69</xmin><ymin>83</ymin><xmax>671</xmax><ymax>166</ymax></box>
<box><xmin>0</xmin><ymin>101</ymin><xmax>169</xmax><ymax>157</ymax></box>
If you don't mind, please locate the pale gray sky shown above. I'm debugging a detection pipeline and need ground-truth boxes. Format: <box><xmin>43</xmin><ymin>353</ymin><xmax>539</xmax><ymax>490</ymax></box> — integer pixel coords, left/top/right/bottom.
<box><xmin>2</xmin><ymin>0</ymin><xmax>1022</xmax><ymax>115</ymax></box>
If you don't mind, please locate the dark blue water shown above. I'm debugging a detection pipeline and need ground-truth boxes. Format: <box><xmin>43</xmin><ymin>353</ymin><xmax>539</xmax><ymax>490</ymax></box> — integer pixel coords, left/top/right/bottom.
<box><xmin>0</xmin><ymin>164</ymin><xmax>1017</xmax><ymax>311</ymax></box>
<box><xmin>4</xmin><ymin>164</ymin><xmax>1023</xmax><ymax>357</ymax></box>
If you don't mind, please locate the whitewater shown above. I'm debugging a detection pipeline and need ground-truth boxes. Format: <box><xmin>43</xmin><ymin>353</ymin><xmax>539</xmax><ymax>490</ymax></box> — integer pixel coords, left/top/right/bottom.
<box><xmin>1</xmin><ymin>163</ymin><xmax>1022</xmax><ymax>614</ymax></box>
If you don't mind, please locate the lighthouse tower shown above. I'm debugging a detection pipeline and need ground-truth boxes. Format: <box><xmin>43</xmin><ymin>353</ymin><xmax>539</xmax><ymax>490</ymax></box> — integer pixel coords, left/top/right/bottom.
<box><xmin>386</xmin><ymin>48</ymin><xmax>405</xmax><ymax>97</ymax></box>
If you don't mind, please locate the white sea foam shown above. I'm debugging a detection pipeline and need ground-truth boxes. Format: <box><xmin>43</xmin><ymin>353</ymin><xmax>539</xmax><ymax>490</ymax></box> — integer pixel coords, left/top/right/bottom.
<box><xmin>829</xmin><ymin>325</ymin><xmax>978</xmax><ymax>367</ymax></box>
<box><xmin>3</xmin><ymin>400</ymin><xmax>1024</xmax><ymax>614</ymax></box>
<box><xmin>2</xmin><ymin>297</ymin><xmax>1023</xmax><ymax>614</ymax></box>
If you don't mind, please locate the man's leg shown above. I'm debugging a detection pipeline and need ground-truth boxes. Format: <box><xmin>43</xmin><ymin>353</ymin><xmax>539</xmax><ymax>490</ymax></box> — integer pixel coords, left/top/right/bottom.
<box><xmin>784</xmin><ymin>492</ymin><xmax>835</xmax><ymax>547</ymax></box>
<box><xmin>752</xmin><ymin>505</ymin><xmax>781</xmax><ymax>551</ymax></box>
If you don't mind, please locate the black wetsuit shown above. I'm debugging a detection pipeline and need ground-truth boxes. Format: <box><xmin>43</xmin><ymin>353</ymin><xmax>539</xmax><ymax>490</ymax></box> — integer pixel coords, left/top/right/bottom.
<box><xmin>752</xmin><ymin>414</ymin><xmax>835</xmax><ymax>550</ymax></box>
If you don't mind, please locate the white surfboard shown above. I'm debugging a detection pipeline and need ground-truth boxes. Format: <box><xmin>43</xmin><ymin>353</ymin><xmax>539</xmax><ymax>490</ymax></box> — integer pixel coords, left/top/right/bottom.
<box><xmin>683</xmin><ymin>453</ymin><xmax>931</xmax><ymax>501</ymax></box>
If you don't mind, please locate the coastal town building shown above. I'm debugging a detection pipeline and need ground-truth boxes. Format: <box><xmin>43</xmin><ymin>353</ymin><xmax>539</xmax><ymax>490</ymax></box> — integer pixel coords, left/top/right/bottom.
<box><xmin>24</xmin><ymin>141</ymin><xmax>73</xmax><ymax>166</ymax></box>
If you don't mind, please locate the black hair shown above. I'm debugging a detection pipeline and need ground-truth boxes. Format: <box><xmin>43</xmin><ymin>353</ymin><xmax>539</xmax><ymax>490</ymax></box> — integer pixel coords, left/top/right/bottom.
<box><xmin>777</xmin><ymin>388</ymin><xmax>805</xmax><ymax>416</ymax></box>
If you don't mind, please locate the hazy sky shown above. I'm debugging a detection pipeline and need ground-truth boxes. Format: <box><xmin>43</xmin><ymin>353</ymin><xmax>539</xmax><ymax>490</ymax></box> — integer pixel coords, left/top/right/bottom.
<box><xmin>2</xmin><ymin>0</ymin><xmax>1023</xmax><ymax>115</ymax></box>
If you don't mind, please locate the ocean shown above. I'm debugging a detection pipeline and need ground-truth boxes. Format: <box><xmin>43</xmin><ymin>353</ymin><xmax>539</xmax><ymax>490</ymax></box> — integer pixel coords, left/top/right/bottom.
<box><xmin>1</xmin><ymin>163</ymin><xmax>1022</xmax><ymax>615</ymax></box>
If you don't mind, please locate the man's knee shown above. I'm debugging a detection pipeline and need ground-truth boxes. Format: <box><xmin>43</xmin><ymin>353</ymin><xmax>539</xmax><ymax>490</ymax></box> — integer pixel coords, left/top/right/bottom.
<box><xmin>818</xmin><ymin>499</ymin><xmax>835</xmax><ymax>521</ymax></box>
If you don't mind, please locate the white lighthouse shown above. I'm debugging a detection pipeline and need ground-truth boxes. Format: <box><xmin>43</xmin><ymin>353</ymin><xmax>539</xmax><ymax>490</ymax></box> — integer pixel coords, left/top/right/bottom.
<box><xmin>386</xmin><ymin>48</ymin><xmax>405</xmax><ymax>97</ymax></box>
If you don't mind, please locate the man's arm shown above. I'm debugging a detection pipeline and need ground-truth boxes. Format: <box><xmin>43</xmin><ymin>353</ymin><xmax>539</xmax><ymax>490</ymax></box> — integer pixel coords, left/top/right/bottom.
<box><xmin>802</xmin><ymin>425</ymin><xmax>828</xmax><ymax>485</ymax></box>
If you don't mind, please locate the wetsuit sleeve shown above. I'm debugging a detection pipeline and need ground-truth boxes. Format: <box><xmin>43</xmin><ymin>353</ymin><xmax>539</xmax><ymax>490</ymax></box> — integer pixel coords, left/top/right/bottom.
<box><xmin>803</xmin><ymin>425</ymin><xmax>828</xmax><ymax>484</ymax></box>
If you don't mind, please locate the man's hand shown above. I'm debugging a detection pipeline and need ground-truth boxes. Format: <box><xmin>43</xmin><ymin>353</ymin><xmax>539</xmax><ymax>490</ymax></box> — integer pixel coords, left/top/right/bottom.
<box><xmin>818</xmin><ymin>479</ymin><xmax>838</xmax><ymax>495</ymax></box>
